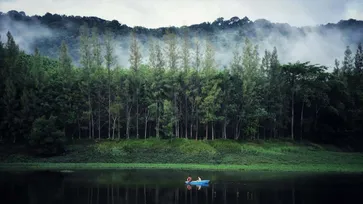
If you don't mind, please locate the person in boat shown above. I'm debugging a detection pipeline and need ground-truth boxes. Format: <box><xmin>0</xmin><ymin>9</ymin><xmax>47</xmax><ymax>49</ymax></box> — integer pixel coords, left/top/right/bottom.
<box><xmin>197</xmin><ymin>176</ymin><xmax>202</xmax><ymax>181</ymax></box>
<box><xmin>186</xmin><ymin>175</ymin><xmax>192</xmax><ymax>182</ymax></box>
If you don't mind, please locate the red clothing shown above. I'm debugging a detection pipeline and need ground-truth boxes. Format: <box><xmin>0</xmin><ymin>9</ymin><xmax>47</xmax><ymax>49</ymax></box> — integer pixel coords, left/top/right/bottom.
<box><xmin>187</xmin><ymin>176</ymin><xmax>192</xmax><ymax>182</ymax></box>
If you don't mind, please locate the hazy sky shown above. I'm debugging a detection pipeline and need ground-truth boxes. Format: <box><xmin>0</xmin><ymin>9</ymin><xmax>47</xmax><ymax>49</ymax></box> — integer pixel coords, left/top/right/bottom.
<box><xmin>1</xmin><ymin>0</ymin><xmax>362</xmax><ymax>28</ymax></box>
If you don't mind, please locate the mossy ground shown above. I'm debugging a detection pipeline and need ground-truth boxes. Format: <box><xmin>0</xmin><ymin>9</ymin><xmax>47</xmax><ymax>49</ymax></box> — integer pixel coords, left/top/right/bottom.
<box><xmin>1</xmin><ymin>138</ymin><xmax>363</xmax><ymax>172</ymax></box>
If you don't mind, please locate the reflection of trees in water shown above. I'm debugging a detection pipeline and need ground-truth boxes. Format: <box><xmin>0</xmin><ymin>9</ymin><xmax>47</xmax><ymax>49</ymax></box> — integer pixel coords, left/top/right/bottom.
<box><xmin>0</xmin><ymin>181</ymin><xmax>295</xmax><ymax>204</ymax></box>
<box><xmin>27</xmin><ymin>171</ymin><xmax>65</xmax><ymax>204</ymax></box>
<box><xmin>0</xmin><ymin>171</ymin><xmax>65</xmax><ymax>204</ymax></box>
<box><xmin>3</xmin><ymin>172</ymin><xmax>363</xmax><ymax>204</ymax></box>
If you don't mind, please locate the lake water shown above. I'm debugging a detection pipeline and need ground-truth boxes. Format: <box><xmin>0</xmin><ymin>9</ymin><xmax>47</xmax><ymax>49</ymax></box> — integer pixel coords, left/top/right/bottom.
<box><xmin>0</xmin><ymin>169</ymin><xmax>362</xmax><ymax>204</ymax></box>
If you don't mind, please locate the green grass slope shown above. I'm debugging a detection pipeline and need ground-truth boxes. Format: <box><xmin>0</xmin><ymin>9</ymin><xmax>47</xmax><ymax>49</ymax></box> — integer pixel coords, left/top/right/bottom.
<box><xmin>1</xmin><ymin>139</ymin><xmax>363</xmax><ymax>172</ymax></box>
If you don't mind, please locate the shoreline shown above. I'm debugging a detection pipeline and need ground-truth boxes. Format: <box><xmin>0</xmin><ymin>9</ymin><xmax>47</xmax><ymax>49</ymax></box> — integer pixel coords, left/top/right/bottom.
<box><xmin>1</xmin><ymin>163</ymin><xmax>363</xmax><ymax>173</ymax></box>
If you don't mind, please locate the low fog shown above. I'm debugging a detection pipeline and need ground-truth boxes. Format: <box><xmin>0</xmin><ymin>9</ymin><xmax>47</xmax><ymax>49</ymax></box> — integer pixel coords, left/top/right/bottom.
<box><xmin>0</xmin><ymin>13</ymin><xmax>360</xmax><ymax>71</ymax></box>
<box><xmin>0</xmin><ymin>14</ymin><xmax>54</xmax><ymax>52</ymax></box>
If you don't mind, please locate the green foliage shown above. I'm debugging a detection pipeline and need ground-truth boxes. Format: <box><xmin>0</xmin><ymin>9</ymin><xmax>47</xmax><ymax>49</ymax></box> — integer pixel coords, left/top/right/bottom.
<box><xmin>29</xmin><ymin>116</ymin><xmax>66</xmax><ymax>156</ymax></box>
<box><xmin>0</xmin><ymin>27</ymin><xmax>362</xmax><ymax>155</ymax></box>
<box><xmin>209</xmin><ymin>139</ymin><xmax>241</xmax><ymax>153</ymax></box>
<box><xmin>4</xmin><ymin>139</ymin><xmax>363</xmax><ymax>172</ymax></box>
<box><xmin>161</xmin><ymin>100</ymin><xmax>175</xmax><ymax>138</ymax></box>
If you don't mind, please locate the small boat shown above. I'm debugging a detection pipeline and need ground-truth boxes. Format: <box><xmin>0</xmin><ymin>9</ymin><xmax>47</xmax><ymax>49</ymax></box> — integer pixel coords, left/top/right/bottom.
<box><xmin>185</xmin><ymin>180</ymin><xmax>210</xmax><ymax>185</ymax></box>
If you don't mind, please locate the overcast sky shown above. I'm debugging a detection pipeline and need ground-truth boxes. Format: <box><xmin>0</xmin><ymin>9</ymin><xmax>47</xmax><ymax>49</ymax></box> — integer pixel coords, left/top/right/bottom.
<box><xmin>1</xmin><ymin>0</ymin><xmax>362</xmax><ymax>28</ymax></box>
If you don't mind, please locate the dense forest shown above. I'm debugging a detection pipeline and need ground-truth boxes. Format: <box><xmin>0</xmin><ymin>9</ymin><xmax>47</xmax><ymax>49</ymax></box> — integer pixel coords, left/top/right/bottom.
<box><xmin>1</xmin><ymin>10</ymin><xmax>363</xmax><ymax>67</ymax></box>
<box><xmin>0</xmin><ymin>21</ymin><xmax>363</xmax><ymax>149</ymax></box>
<box><xmin>1</xmin><ymin>16</ymin><xmax>363</xmax><ymax>155</ymax></box>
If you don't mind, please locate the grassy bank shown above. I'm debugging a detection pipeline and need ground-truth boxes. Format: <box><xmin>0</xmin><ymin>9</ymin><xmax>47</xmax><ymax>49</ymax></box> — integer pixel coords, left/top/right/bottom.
<box><xmin>1</xmin><ymin>139</ymin><xmax>363</xmax><ymax>172</ymax></box>
<box><xmin>1</xmin><ymin>162</ymin><xmax>363</xmax><ymax>173</ymax></box>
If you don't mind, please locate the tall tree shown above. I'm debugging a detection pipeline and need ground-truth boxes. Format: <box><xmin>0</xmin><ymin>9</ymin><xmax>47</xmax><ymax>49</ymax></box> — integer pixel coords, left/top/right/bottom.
<box><xmin>91</xmin><ymin>27</ymin><xmax>103</xmax><ymax>70</ymax></box>
<box><xmin>181</xmin><ymin>28</ymin><xmax>190</xmax><ymax>71</ymax></box>
<box><xmin>181</xmin><ymin>30</ymin><xmax>191</xmax><ymax>137</ymax></box>
<box><xmin>200</xmin><ymin>40</ymin><xmax>221</xmax><ymax>140</ymax></box>
<box><xmin>194</xmin><ymin>39</ymin><xmax>202</xmax><ymax>71</ymax></box>
<box><xmin>267</xmin><ymin>47</ymin><xmax>284</xmax><ymax>138</ymax></box>
<box><xmin>59</xmin><ymin>40</ymin><xmax>72</xmax><ymax>75</ymax></box>
<box><xmin>79</xmin><ymin>23</ymin><xmax>94</xmax><ymax>139</ymax></box>
<box><xmin>355</xmin><ymin>43</ymin><xmax>363</xmax><ymax>73</ymax></box>
<box><xmin>155</xmin><ymin>41</ymin><xmax>165</xmax><ymax>70</ymax></box>
<box><xmin>203</xmin><ymin>39</ymin><xmax>216</xmax><ymax>72</ymax></box>
<box><xmin>230</xmin><ymin>44</ymin><xmax>243</xmax><ymax>77</ymax></box>
<box><xmin>148</xmin><ymin>38</ymin><xmax>157</xmax><ymax>69</ymax></box>
<box><xmin>2</xmin><ymin>32</ymin><xmax>21</xmax><ymax>143</ymax></box>
<box><xmin>129</xmin><ymin>31</ymin><xmax>142</xmax><ymax>138</ymax></box>
<box><xmin>241</xmin><ymin>38</ymin><xmax>261</xmax><ymax>139</ymax></box>
<box><xmin>104</xmin><ymin>30</ymin><xmax>115</xmax><ymax>139</ymax></box>
<box><xmin>164</xmin><ymin>30</ymin><xmax>179</xmax><ymax>70</ymax></box>
<box><xmin>91</xmin><ymin>27</ymin><xmax>103</xmax><ymax>139</ymax></box>
<box><xmin>342</xmin><ymin>46</ymin><xmax>354</xmax><ymax>74</ymax></box>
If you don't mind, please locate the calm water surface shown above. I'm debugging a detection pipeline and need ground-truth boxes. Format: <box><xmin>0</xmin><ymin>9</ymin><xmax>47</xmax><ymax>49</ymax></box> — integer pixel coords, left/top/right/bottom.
<box><xmin>0</xmin><ymin>169</ymin><xmax>362</xmax><ymax>204</ymax></box>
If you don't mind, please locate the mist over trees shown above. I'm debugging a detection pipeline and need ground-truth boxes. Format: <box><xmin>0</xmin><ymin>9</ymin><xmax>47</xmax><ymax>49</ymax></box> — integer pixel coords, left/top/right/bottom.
<box><xmin>1</xmin><ymin>17</ymin><xmax>363</xmax><ymax>155</ymax></box>
<box><xmin>1</xmin><ymin>10</ymin><xmax>363</xmax><ymax>69</ymax></box>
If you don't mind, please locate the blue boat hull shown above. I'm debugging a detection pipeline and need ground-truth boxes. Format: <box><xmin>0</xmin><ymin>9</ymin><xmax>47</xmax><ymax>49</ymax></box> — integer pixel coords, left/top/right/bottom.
<box><xmin>185</xmin><ymin>180</ymin><xmax>210</xmax><ymax>185</ymax></box>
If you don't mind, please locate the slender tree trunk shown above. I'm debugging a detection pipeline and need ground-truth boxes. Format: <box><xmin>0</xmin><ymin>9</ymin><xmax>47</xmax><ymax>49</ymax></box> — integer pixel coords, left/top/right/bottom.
<box><xmin>205</xmin><ymin>123</ymin><xmax>208</xmax><ymax>140</ymax></box>
<box><xmin>234</xmin><ymin>122</ymin><xmax>239</xmax><ymax>140</ymax></box>
<box><xmin>63</xmin><ymin>125</ymin><xmax>67</xmax><ymax>139</ymax></box>
<box><xmin>156</xmin><ymin>102</ymin><xmax>160</xmax><ymax>138</ymax></box>
<box><xmin>278</xmin><ymin>95</ymin><xmax>284</xmax><ymax>138</ymax></box>
<box><xmin>98</xmin><ymin>92</ymin><xmax>101</xmax><ymax>140</ymax></box>
<box><xmin>314</xmin><ymin>104</ymin><xmax>319</xmax><ymax>132</ymax></box>
<box><xmin>78</xmin><ymin>118</ymin><xmax>81</xmax><ymax>139</ymax></box>
<box><xmin>112</xmin><ymin>118</ymin><xmax>116</xmax><ymax>139</ymax></box>
<box><xmin>179</xmin><ymin>121</ymin><xmax>182</xmax><ymax>139</ymax></box>
<box><xmin>88</xmin><ymin>90</ymin><xmax>92</xmax><ymax>139</ymax></box>
<box><xmin>196</xmin><ymin>112</ymin><xmax>199</xmax><ymax>140</ymax></box>
<box><xmin>300</xmin><ymin>101</ymin><xmax>304</xmax><ymax>141</ymax></box>
<box><xmin>291</xmin><ymin>90</ymin><xmax>295</xmax><ymax>140</ymax></box>
<box><xmin>92</xmin><ymin>114</ymin><xmax>95</xmax><ymax>139</ymax></box>
<box><xmin>136</xmin><ymin>88</ymin><xmax>139</xmax><ymax>139</ymax></box>
<box><xmin>223</xmin><ymin>119</ymin><xmax>227</xmax><ymax>139</ymax></box>
<box><xmin>190</xmin><ymin>124</ymin><xmax>193</xmax><ymax>140</ymax></box>
<box><xmin>238</xmin><ymin>122</ymin><xmax>241</xmax><ymax>140</ymax></box>
<box><xmin>185</xmin><ymin>95</ymin><xmax>188</xmax><ymax>138</ymax></box>
<box><xmin>212</xmin><ymin>122</ymin><xmax>215</xmax><ymax>140</ymax></box>
<box><xmin>272</xmin><ymin>120</ymin><xmax>276</xmax><ymax>138</ymax></box>
<box><xmin>108</xmin><ymin>66</ymin><xmax>111</xmax><ymax>139</ymax></box>
<box><xmin>144</xmin><ymin>111</ymin><xmax>148</xmax><ymax>140</ymax></box>
<box><xmin>179</xmin><ymin>100</ymin><xmax>183</xmax><ymax>138</ymax></box>
<box><xmin>117</xmin><ymin>115</ymin><xmax>120</xmax><ymax>139</ymax></box>
<box><xmin>126</xmin><ymin>107</ymin><xmax>131</xmax><ymax>139</ymax></box>
<box><xmin>174</xmin><ymin>92</ymin><xmax>178</xmax><ymax>138</ymax></box>
<box><xmin>126</xmin><ymin>117</ymin><xmax>130</xmax><ymax>139</ymax></box>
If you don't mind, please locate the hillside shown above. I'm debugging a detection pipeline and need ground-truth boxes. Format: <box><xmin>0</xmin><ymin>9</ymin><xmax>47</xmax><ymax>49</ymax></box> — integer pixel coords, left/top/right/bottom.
<box><xmin>1</xmin><ymin>10</ymin><xmax>363</xmax><ymax>68</ymax></box>
<box><xmin>0</xmin><ymin>9</ymin><xmax>362</xmax><ymax>157</ymax></box>
<box><xmin>2</xmin><ymin>139</ymin><xmax>363</xmax><ymax>172</ymax></box>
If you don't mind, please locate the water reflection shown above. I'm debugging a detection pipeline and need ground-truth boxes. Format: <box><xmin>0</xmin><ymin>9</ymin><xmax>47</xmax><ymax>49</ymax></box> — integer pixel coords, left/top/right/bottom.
<box><xmin>186</xmin><ymin>183</ymin><xmax>209</xmax><ymax>191</ymax></box>
<box><xmin>0</xmin><ymin>170</ymin><xmax>362</xmax><ymax>204</ymax></box>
